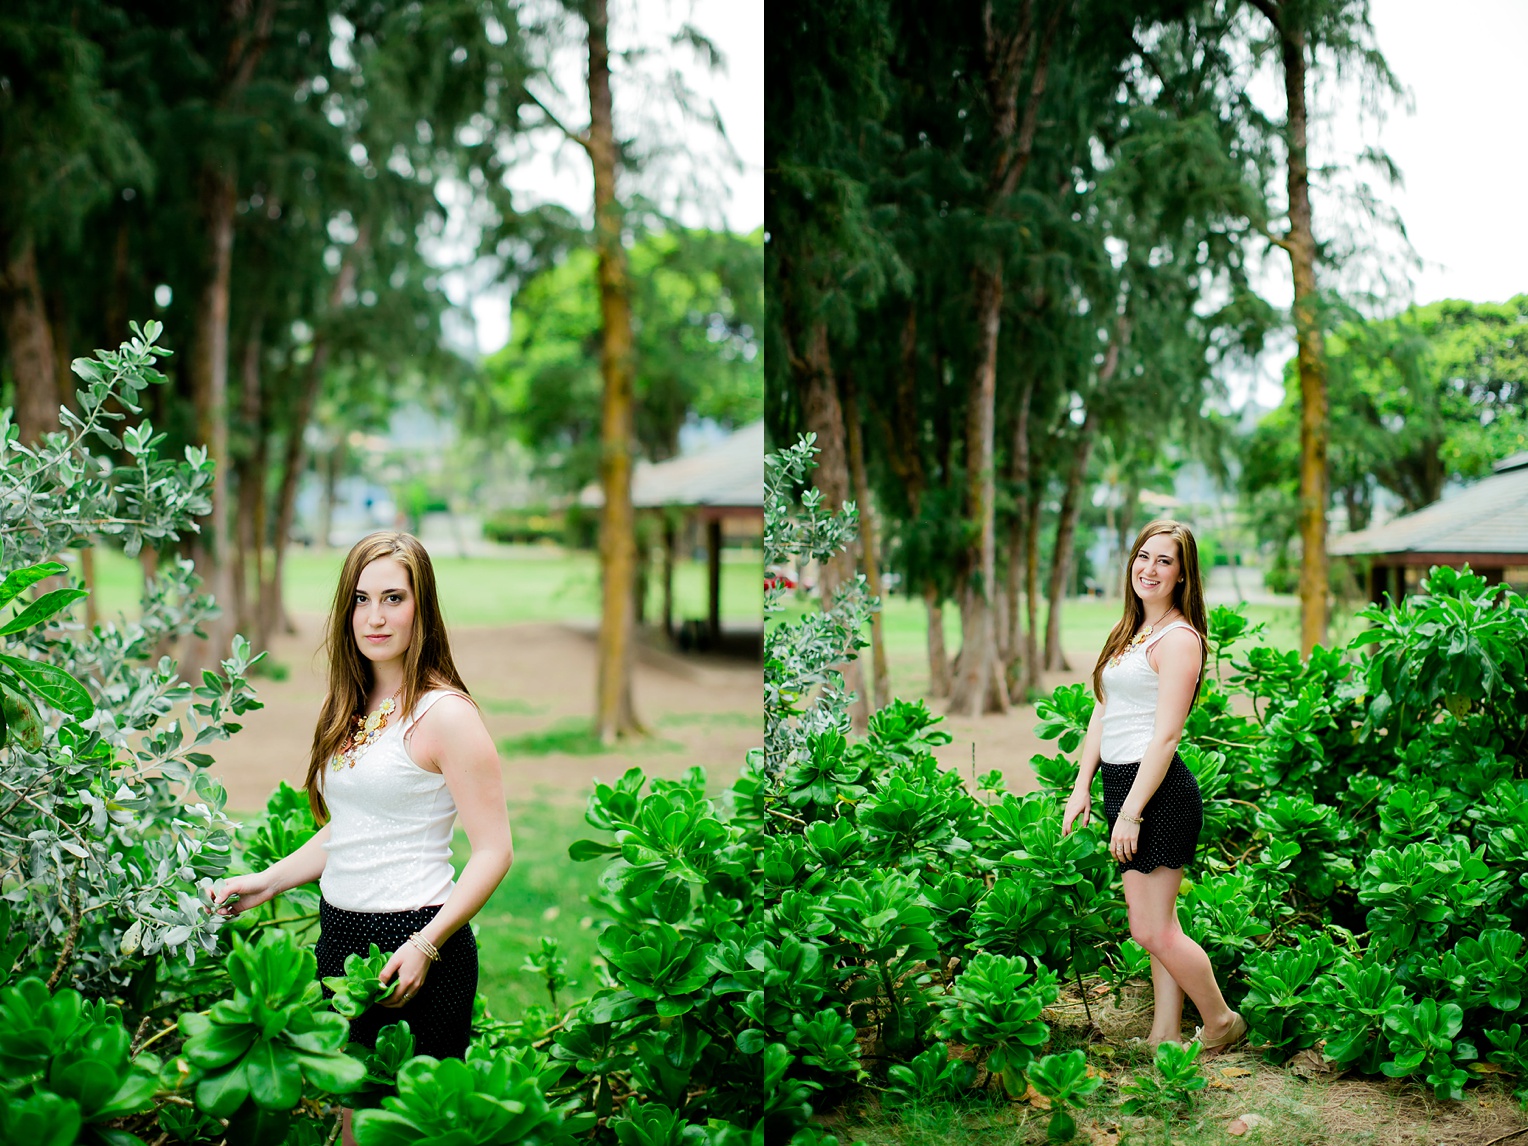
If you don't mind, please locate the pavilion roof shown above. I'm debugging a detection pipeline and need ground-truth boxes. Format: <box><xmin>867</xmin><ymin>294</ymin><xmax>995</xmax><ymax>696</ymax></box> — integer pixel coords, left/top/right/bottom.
<box><xmin>579</xmin><ymin>421</ymin><xmax>764</xmax><ymax>511</ymax></box>
<box><xmin>1329</xmin><ymin>453</ymin><xmax>1528</xmax><ymax>560</ymax></box>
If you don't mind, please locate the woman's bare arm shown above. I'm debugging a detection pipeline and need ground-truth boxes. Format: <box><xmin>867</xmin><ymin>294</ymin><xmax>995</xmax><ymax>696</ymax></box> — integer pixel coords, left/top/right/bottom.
<box><xmin>1117</xmin><ymin>629</ymin><xmax>1201</xmax><ymax>820</ymax></box>
<box><xmin>376</xmin><ymin>694</ymin><xmax>514</xmax><ymax>1006</ymax></box>
<box><xmin>415</xmin><ymin>696</ymin><xmax>513</xmax><ymax>945</ymax></box>
<box><xmin>213</xmin><ymin>824</ymin><xmax>330</xmax><ymax>915</ymax></box>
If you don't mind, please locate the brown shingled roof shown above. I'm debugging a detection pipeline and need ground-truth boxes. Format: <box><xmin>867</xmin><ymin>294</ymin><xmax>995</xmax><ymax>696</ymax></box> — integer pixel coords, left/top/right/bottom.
<box><xmin>1329</xmin><ymin>453</ymin><xmax>1528</xmax><ymax>559</ymax></box>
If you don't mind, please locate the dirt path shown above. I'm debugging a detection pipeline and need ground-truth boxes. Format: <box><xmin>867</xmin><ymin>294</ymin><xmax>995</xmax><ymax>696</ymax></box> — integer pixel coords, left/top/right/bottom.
<box><xmin>208</xmin><ymin>615</ymin><xmax>1088</xmax><ymax>814</ymax></box>
<box><xmin>925</xmin><ymin>660</ymin><xmax>1095</xmax><ymax>798</ymax></box>
<box><xmin>210</xmin><ymin>616</ymin><xmax>761</xmax><ymax>812</ymax></box>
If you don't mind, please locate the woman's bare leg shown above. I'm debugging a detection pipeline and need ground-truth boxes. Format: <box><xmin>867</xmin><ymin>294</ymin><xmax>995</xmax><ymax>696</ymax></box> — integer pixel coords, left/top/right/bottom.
<box><xmin>1122</xmin><ymin>867</ymin><xmax>1237</xmax><ymax>1041</ymax></box>
<box><xmin>342</xmin><ymin>1108</ymin><xmax>357</xmax><ymax>1146</ymax></box>
<box><xmin>1147</xmin><ymin>953</ymin><xmax>1186</xmax><ymax>1045</ymax></box>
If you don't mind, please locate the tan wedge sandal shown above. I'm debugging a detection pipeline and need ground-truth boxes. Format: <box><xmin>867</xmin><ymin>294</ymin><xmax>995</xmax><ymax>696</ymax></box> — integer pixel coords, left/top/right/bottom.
<box><xmin>1196</xmin><ymin>1012</ymin><xmax>1249</xmax><ymax>1057</ymax></box>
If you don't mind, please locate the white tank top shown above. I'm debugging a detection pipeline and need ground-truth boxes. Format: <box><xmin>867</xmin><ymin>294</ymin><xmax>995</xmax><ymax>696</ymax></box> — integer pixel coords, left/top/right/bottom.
<box><xmin>1098</xmin><ymin>621</ymin><xmax>1200</xmax><ymax>764</ymax></box>
<box><xmin>319</xmin><ymin>689</ymin><xmax>464</xmax><ymax>912</ymax></box>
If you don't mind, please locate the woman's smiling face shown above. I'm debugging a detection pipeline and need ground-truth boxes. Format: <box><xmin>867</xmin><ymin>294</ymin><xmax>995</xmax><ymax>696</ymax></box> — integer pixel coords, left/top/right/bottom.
<box><xmin>352</xmin><ymin>556</ymin><xmax>415</xmax><ymax>664</ymax></box>
<box><xmin>1132</xmin><ymin>533</ymin><xmax>1181</xmax><ymax>610</ymax></box>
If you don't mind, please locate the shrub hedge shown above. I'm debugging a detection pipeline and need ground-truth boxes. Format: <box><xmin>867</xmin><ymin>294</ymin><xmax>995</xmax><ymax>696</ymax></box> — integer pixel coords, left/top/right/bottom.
<box><xmin>3</xmin><ymin>345</ymin><xmax>1528</xmax><ymax>1141</ymax></box>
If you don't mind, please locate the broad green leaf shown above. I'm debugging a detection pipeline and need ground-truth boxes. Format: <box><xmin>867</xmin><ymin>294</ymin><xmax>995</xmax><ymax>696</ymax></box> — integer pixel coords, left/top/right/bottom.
<box><xmin>296</xmin><ymin>1049</ymin><xmax>366</xmax><ymax>1094</ymax></box>
<box><xmin>568</xmin><ymin>838</ymin><xmax>621</xmax><ymax>861</ymax></box>
<box><xmin>0</xmin><ymin>654</ymin><xmax>93</xmax><ymax>719</ymax></box>
<box><xmin>196</xmin><ymin>1061</ymin><xmax>251</xmax><ymax>1118</ymax></box>
<box><xmin>0</xmin><ymin>684</ymin><xmax>41</xmax><ymax>751</ymax></box>
<box><xmin>0</xmin><ymin>588</ymin><xmax>88</xmax><ymax>636</ymax></box>
<box><xmin>0</xmin><ymin>564</ymin><xmax>66</xmax><ymax>610</ymax></box>
<box><xmin>244</xmin><ymin>1038</ymin><xmax>302</xmax><ymax>1110</ymax></box>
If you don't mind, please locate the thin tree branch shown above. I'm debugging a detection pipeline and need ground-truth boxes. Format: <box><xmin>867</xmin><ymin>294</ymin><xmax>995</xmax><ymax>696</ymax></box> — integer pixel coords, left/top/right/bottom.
<box><xmin>46</xmin><ymin>874</ymin><xmax>82</xmax><ymax>989</ymax></box>
<box><xmin>1261</xmin><ymin>226</ymin><xmax>1294</xmax><ymax>252</ymax></box>
<box><xmin>1246</xmin><ymin>0</ymin><xmax>1283</xmax><ymax>33</ymax></box>
<box><xmin>524</xmin><ymin>89</ymin><xmax>591</xmax><ymax>154</ymax></box>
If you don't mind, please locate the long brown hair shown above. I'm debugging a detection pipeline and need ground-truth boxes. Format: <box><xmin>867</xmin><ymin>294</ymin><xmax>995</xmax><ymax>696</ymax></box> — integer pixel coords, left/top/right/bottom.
<box><xmin>304</xmin><ymin>531</ymin><xmax>470</xmax><ymax>823</ymax></box>
<box><xmin>1091</xmin><ymin>518</ymin><xmax>1208</xmax><ymax>705</ymax></box>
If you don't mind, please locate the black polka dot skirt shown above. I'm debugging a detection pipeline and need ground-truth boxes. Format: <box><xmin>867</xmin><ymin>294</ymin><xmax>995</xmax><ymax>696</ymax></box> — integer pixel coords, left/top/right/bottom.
<box><xmin>1101</xmin><ymin>753</ymin><xmax>1202</xmax><ymax>874</ymax></box>
<box><xmin>315</xmin><ymin>898</ymin><xmax>478</xmax><ymax>1060</ymax></box>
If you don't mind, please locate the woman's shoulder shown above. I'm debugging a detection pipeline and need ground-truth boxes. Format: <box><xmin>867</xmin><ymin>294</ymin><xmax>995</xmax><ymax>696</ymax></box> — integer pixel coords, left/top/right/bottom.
<box><xmin>1149</xmin><ymin>620</ymin><xmax>1202</xmax><ymax>647</ymax></box>
<box><xmin>409</xmin><ymin>686</ymin><xmax>476</xmax><ymax>721</ymax></box>
<box><xmin>1148</xmin><ymin>623</ymin><xmax>1202</xmax><ymax>675</ymax></box>
<box><xmin>403</xmin><ymin>687</ymin><xmax>488</xmax><ymax>769</ymax></box>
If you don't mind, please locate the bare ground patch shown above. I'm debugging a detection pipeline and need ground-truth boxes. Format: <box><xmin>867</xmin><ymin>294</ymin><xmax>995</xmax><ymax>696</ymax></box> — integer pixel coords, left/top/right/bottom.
<box><xmin>208</xmin><ymin>616</ymin><xmax>761</xmax><ymax>812</ymax></box>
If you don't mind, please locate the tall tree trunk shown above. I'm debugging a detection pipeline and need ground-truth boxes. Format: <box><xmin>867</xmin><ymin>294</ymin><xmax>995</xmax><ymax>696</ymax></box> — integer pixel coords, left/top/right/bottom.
<box><xmin>233</xmin><ymin>318</ymin><xmax>264</xmax><ymax>637</ymax></box>
<box><xmin>1</xmin><ymin>235</ymin><xmax>61</xmax><ymax>444</ymax></box>
<box><xmin>320</xmin><ymin>438</ymin><xmax>344</xmax><ymax>549</ymax></box>
<box><xmin>588</xmin><ymin>0</ymin><xmax>642</xmax><ymax>741</ymax></box>
<box><xmin>949</xmin><ymin>267</ymin><xmax>1008</xmax><ymax>717</ymax></box>
<box><xmin>1115</xmin><ymin>479</ymin><xmax>1139</xmax><ymax>590</ymax></box>
<box><xmin>105</xmin><ymin>219</ymin><xmax>131</xmax><ymax>345</ymax></box>
<box><xmin>261</xmin><ymin>233</ymin><xmax>365</xmax><ymax>649</ymax></box>
<box><xmin>186</xmin><ymin>0</ymin><xmax>277</xmax><ymax>666</ymax></box>
<box><xmin>949</xmin><ymin>0</ymin><xmax>1063</xmax><ymax>717</ymax></box>
<box><xmin>841</xmin><ymin>370</ymin><xmax>889</xmax><ymax>711</ymax></box>
<box><xmin>1043</xmin><ymin>316</ymin><xmax>1127</xmax><ymax>669</ymax></box>
<box><xmin>1044</xmin><ymin>409</ymin><xmax>1099</xmax><ymax>671</ymax></box>
<box><xmin>187</xmin><ymin>164</ymin><xmax>238</xmax><ymax>668</ymax></box>
<box><xmin>1023</xmin><ymin>484</ymin><xmax>1042</xmax><ymax>698</ymax></box>
<box><xmin>796</xmin><ymin>320</ymin><xmax>869</xmax><ymax>725</ymax></box>
<box><xmin>1004</xmin><ymin>379</ymin><xmax>1034</xmax><ymax>701</ymax></box>
<box><xmin>1256</xmin><ymin>9</ymin><xmax>1329</xmax><ymax>656</ymax></box>
<box><xmin>924</xmin><ymin>585</ymin><xmax>951</xmax><ymax>697</ymax></box>
<box><xmin>887</xmin><ymin>302</ymin><xmax>946</xmax><ymax>698</ymax></box>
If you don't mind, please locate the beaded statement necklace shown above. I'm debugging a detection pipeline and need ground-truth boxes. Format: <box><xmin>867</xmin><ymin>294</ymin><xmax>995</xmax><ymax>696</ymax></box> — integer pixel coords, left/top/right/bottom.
<box><xmin>329</xmin><ymin>689</ymin><xmax>402</xmax><ymax>772</ymax></box>
<box><xmin>1107</xmin><ymin>625</ymin><xmax>1153</xmax><ymax>668</ymax></box>
<box><xmin>1107</xmin><ymin>612</ymin><xmax>1179</xmax><ymax>668</ymax></box>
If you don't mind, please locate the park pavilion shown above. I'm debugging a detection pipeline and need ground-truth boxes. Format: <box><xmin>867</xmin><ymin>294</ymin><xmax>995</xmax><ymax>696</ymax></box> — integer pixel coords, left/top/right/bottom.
<box><xmin>1330</xmin><ymin>451</ymin><xmax>1528</xmax><ymax>603</ymax></box>
<box><xmin>579</xmin><ymin>421</ymin><xmax>763</xmax><ymax>652</ymax></box>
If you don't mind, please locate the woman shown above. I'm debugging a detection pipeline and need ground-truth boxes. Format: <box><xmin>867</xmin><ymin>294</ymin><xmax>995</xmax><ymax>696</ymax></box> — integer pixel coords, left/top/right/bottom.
<box><xmin>1060</xmin><ymin>519</ymin><xmax>1246</xmax><ymax>1055</ymax></box>
<box><xmin>213</xmin><ymin>532</ymin><xmax>513</xmax><ymax>1133</ymax></box>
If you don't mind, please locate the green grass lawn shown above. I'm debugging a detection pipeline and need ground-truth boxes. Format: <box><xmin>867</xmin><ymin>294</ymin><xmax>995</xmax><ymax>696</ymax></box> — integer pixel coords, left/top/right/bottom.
<box><xmin>454</xmin><ymin>800</ymin><xmax>608</xmax><ymax>1021</ymax></box>
<box><xmin>85</xmin><ymin>546</ymin><xmax>763</xmax><ymax>629</ymax></box>
<box><xmin>780</xmin><ymin>589</ymin><xmax>1371</xmax><ymax>698</ymax></box>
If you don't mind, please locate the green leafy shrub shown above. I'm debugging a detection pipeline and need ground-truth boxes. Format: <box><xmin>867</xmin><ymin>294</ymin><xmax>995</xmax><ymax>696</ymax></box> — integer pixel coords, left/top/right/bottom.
<box><xmin>1238</xmin><ymin>934</ymin><xmax>1335</xmax><ymax>1060</ymax></box>
<box><xmin>174</xmin><ymin>929</ymin><xmax>365</xmax><ymax>1134</ymax></box>
<box><xmin>324</xmin><ymin>942</ymin><xmax>393</xmax><ymax>1019</ymax></box>
<box><xmin>1382</xmin><ymin>999</ymin><xmax>1475</xmax><ymax>1101</ymax></box>
<box><xmin>4</xmin><ymin>419</ymin><xmax>1525</xmax><ymax>1141</ymax></box>
<box><xmin>934</xmin><ymin>952</ymin><xmax>1058</xmax><ymax>1095</ymax></box>
<box><xmin>1027</xmin><ymin>1049</ymin><xmax>1103</xmax><ymax>1142</ymax></box>
<box><xmin>882</xmin><ymin>1043</ymin><xmax>976</xmax><ymax>1109</ymax></box>
<box><xmin>1119</xmin><ymin>1040</ymin><xmax>1207</xmax><ymax>1117</ymax></box>
<box><xmin>353</xmin><ymin>1044</ymin><xmax>586</xmax><ymax>1145</ymax></box>
<box><xmin>0</xmin><ymin>977</ymin><xmax>160</xmax><ymax>1144</ymax></box>
<box><xmin>0</xmin><ymin>324</ymin><xmax>265</xmax><ymax>998</ymax></box>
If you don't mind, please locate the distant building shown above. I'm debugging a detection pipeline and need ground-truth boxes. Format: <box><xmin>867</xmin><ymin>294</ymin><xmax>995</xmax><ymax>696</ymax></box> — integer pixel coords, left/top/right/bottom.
<box><xmin>1329</xmin><ymin>452</ymin><xmax>1528</xmax><ymax>602</ymax></box>
<box><xmin>580</xmin><ymin>421</ymin><xmax>763</xmax><ymax>650</ymax></box>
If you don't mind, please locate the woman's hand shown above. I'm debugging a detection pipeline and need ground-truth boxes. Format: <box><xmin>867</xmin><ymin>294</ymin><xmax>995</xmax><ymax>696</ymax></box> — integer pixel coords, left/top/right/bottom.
<box><xmin>1061</xmin><ymin>790</ymin><xmax>1091</xmax><ymax>836</ymax></box>
<box><xmin>378</xmin><ymin>941</ymin><xmax>433</xmax><ymax>1008</ymax></box>
<box><xmin>211</xmin><ymin>872</ymin><xmax>278</xmax><ymax>918</ymax></box>
<box><xmin>1110</xmin><ymin>817</ymin><xmax>1141</xmax><ymax>864</ymax></box>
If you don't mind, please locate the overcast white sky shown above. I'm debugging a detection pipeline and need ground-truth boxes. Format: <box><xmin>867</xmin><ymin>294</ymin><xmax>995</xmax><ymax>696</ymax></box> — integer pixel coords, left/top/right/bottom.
<box><xmin>464</xmin><ymin>0</ymin><xmax>762</xmax><ymax>354</ymax></box>
<box><xmin>1233</xmin><ymin>0</ymin><xmax>1528</xmax><ymax>407</ymax></box>
<box><xmin>467</xmin><ymin>0</ymin><xmax>1526</xmax><ymax>399</ymax></box>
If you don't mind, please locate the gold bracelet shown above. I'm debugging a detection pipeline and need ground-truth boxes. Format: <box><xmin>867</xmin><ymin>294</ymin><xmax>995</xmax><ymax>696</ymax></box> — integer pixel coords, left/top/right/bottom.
<box><xmin>1119</xmin><ymin>812</ymin><xmax>1144</xmax><ymax>825</ymax></box>
<box><xmin>406</xmin><ymin>932</ymin><xmax>441</xmax><ymax>963</ymax></box>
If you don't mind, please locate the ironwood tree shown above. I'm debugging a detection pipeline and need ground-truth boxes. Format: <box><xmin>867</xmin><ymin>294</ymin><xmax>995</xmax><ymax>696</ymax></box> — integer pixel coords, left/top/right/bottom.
<box><xmin>1239</xmin><ymin>0</ymin><xmax>1398</xmax><ymax>655</ymax></box>
<box><xmin>521</xmin><ymin>0</ymin><xmax>733</xmax><ymax>742</ymax></box>
<box><xmin>1</xmin><ymin>0</ymin><xmax>534</xmax><ymax>668</ymax></box>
